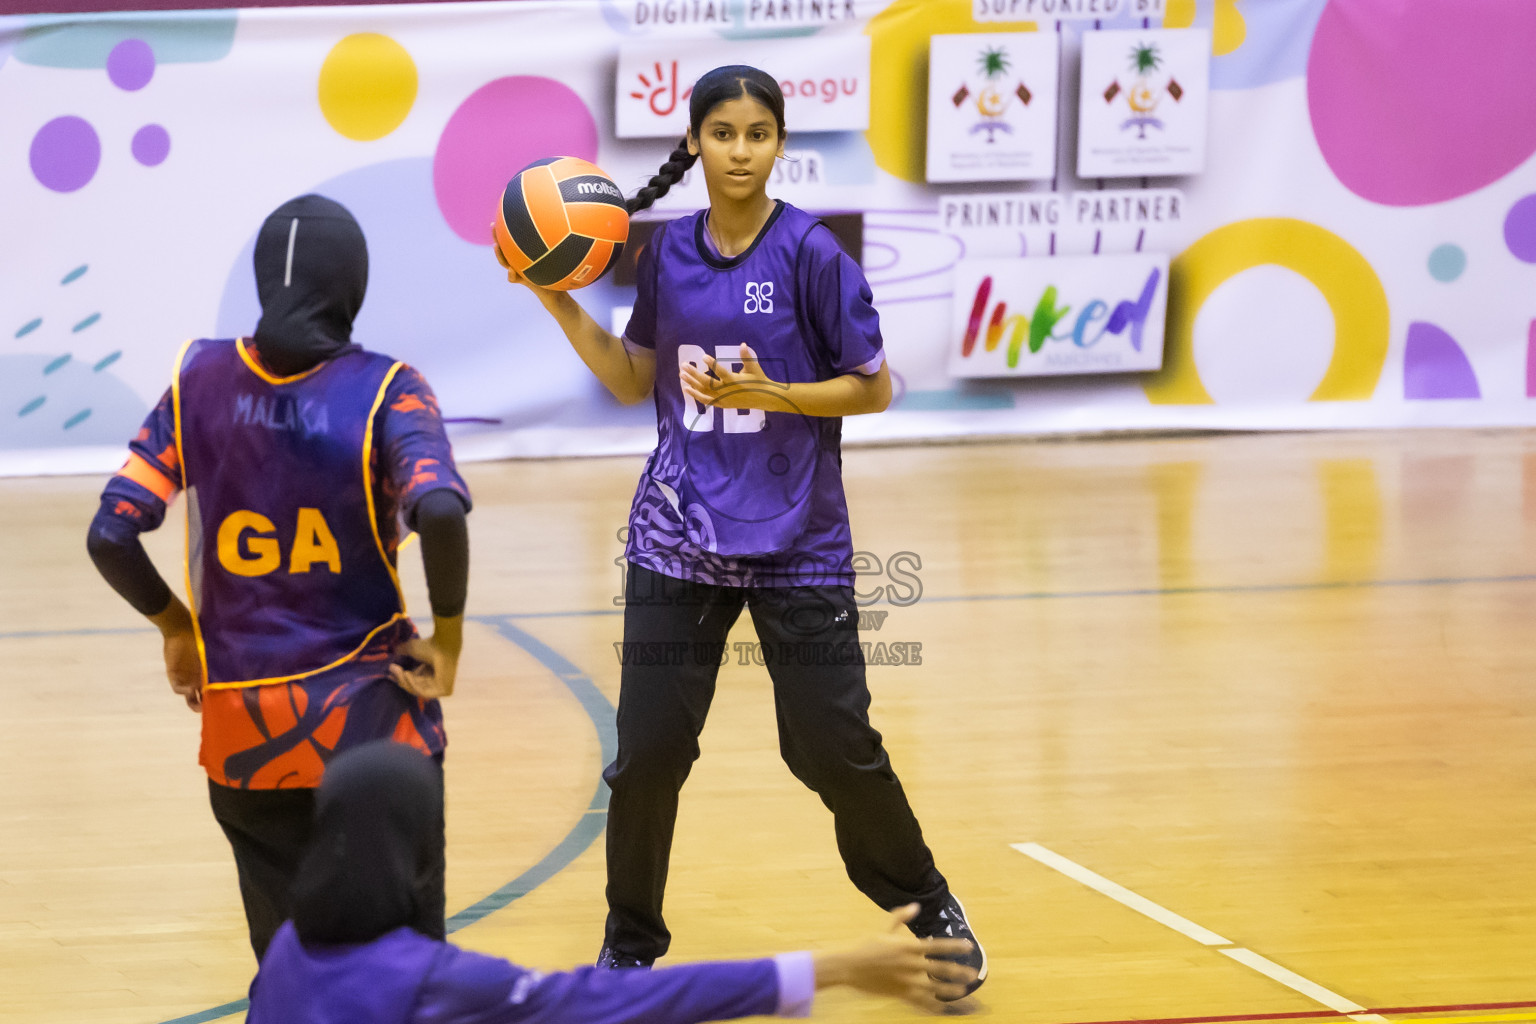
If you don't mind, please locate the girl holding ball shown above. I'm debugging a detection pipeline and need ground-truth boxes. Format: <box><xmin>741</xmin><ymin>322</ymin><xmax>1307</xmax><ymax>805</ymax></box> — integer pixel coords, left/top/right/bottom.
<box><xmin>495</xmin><ymin>65</ymin><xmax>985</xmax><ymax>999</ymax></box>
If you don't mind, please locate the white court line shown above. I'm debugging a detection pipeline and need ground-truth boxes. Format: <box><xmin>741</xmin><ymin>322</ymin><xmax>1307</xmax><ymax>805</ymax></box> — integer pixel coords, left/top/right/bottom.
<box><xmin>1221</xmin><ymin>948</ymin><xmax>1383</xmax><ymax>1020</ymax></box>
<box><xmin>1010</xmin><ymin>842</ymin><xmax>1386</xmax><ymax>1024</ymax></box>
<box><xmin>1011</xmin><ymin>841</ymin><xmax>1231</xmax><ymax>945</ymax></box>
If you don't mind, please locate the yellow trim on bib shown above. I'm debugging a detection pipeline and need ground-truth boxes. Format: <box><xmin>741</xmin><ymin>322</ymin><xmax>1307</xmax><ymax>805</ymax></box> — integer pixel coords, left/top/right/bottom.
<box><xmin>201</xmin><ymin>612</ymin><xmax>409</xmax><ymax>690</ymax></box>
<box><xmin>364</xmin><ymin>361</ymin><xmax>410</xmax><ymax>613</ymax></box>
<box><xmin>170</xmin><ymin>338</ymin><xmax>211</xmax><ymax>687</ymax></box>
<box><xmin>235</xmin><ymin>337</ymin><xmax>327</xmax><ymax>385</ymax></box>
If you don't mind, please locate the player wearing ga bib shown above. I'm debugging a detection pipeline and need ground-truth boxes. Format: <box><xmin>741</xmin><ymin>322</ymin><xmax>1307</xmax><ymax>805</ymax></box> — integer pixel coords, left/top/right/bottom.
<box><xmin>88</xmin><ymin>194</ymin><xmax>472</xmax><ymax>963</ymax></box>
<box><xmin>175</xmin><ymin>337</ymin><xmax>407</xmax><ymax>687</ymax></box>
<box><xmin>103</xmin><ymin>336</ymin><xmax>469</xmax><ymax>789</ymax></box>
<box><xmin>622</xmin><ymin>200</ymin><xmax>885</xmax><ymax>586</ymax></box>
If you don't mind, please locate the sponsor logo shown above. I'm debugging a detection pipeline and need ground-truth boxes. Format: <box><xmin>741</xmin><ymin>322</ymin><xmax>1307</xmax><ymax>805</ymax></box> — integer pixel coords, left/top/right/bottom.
<box><xmin>616</xmin><ymin>37</ymin><xmax>871</xmax><ymax>137</ymax></box>
<box><xmin>951</xmin><ymin>254</ymin><xmax>1168</xmax><ymax>376</ymax></box>
<box><xmin>960</xmin><ymin>267</ymin><xmax>1161</xmax><ymax>367</ymax></box>
<box><xmin>630</xmin><ymin>59</ymin><xmax>693</xmax><ymax>117</ymax></box>
<box><xmin>577</xmin><ymin>179</ymin><xmax>623</xmax><ymax>198</ymax></box>
<box><xmin>948</xmin><ymin>44</ymin><xmax>1036</xmax><ymax>143</ymax></box>
<box><xmin>1100</xmin><ymin>40</ymin><xmax>1185</xmax><ymax>139</ymax></box>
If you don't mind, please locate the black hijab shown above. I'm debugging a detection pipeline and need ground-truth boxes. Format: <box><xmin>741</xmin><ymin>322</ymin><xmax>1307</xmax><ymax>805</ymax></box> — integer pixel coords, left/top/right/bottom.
<box><xmin>290</xmin><ymin>741</ymin><xmax>442</xmax><ymax>945</ymax></box>
<box><xmin>252</xmin><ymin>194</ymin><xmax>368</xmax><ymax>377</ymax></box>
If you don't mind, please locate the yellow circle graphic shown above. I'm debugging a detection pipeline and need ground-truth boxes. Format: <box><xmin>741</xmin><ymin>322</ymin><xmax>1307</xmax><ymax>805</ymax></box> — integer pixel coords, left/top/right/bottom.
<box><xmin>318</xmin><ymin>33</ymin><xmax>418</xmax><ymax>141</ymax></box>
<box><xmin>1144</xmin><ymin>218</ymin><xmax>1390</xmax><ymax>405</ymax></box>
<box><xmin>865</xmin><ymin>0</ymin><xmax>1037</xmax><ymax>183</ymax></box>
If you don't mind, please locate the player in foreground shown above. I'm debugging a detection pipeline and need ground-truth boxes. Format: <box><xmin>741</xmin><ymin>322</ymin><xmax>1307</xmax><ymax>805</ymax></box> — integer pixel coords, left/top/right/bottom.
<box><xmin>247</xmin><ymin>741</ymin><xmax>978</xmax><ymax>1021</ymax></box>
<box><xmin>86</xmin><ymin>194</ymin><xmax>471</xmax><ymax>960</ymax></box>
<box><xmin>494</xmin><ymin>65</ymin><xmax>985</xmax><ymax>996</ymax></box>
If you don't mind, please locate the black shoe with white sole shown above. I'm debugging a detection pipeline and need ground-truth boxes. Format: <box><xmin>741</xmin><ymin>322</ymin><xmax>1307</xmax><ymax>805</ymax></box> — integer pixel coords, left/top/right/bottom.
<box><xmin>911</xmin><ymin>893</ymin><xmax>987</xmax><ymax>999</ymax></box>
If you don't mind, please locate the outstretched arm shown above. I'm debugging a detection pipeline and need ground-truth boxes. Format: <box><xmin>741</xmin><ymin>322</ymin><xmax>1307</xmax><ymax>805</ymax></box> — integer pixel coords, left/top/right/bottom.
<box><xmin>414</xmin><ymin>904</ymin><xmax>975</xmax><ymax>1023</ymax></box>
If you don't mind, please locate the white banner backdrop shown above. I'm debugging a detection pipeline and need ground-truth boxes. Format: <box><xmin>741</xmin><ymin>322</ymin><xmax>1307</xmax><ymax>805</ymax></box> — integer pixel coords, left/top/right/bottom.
<box><xmin>3</xmin><ymin>0</ymin><xmax>1536</xmax><ymax>476</ymax></box>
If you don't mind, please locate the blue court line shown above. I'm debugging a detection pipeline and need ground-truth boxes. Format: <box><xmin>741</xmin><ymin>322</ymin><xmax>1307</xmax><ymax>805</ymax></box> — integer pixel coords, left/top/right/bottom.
<box><xmin>152</xmin><ymin>617</ymin><xmax>616</xmax><ymax>1024</ymax></box>
<box><xmin>7</xmin><ymin>572</ymin><xmax>1536</xmax><ymax>646</ymax></box>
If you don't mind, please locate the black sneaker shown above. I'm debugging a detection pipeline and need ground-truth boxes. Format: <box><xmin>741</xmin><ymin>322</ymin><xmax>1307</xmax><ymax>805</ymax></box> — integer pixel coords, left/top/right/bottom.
<box><xmin>596</xmin><ymin>944</ymin><xmax>655</xmax><ymax>970</ymax></box>
<box><xmin>912</xmin><ymin>893</ymin><xmax>987</xmax><ymax>999</ymax></box>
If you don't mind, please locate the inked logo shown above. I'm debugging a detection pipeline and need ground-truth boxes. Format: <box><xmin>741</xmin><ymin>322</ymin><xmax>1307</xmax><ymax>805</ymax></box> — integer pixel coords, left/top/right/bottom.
<box><xmin>960</xmin><ymin>267</ymin><xmax>1161</xmax><ymax>369</ymax></box>
<box><xmin>577</xmin><ymin>180</ymin><xmax>622</xmax><ymax>198</ymax></box>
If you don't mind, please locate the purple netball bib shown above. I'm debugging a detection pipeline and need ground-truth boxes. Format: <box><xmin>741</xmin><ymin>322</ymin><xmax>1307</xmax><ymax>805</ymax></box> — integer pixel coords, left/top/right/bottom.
<box><xmin>175</xmin><ymin>339</ymin><xmax>406</xmax><ymax>686</ymax></box>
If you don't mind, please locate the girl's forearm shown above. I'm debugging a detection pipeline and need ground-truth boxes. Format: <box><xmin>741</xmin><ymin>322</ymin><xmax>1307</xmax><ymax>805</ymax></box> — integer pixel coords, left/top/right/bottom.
<box><xmin>536</xmin><ymin>290</ymin><xmax>654</xmax><ymax>404</ymax></box>
<box><xmin>764</xmin><ymin>369</ymin><xmax>891</xmax><ymax>417</ymax></box>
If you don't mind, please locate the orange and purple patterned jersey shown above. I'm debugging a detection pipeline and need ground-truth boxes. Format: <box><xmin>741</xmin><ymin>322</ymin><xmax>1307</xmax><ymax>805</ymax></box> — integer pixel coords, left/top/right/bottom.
<box><xmin>102</xmin><ymin>339</ymin><xmax>470</xmax><ymax>789</ymax></box>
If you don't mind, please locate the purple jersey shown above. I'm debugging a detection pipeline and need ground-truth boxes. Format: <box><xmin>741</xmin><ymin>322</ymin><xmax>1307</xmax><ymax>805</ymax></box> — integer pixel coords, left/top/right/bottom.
<box><xmin>623</xmin><ymin>201</ymin><xmax>884</xmax><ymax>588</ymax></box>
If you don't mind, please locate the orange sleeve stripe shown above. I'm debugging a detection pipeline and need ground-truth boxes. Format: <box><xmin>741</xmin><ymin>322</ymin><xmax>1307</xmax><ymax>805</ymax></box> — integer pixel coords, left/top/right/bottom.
<box><xmin>118</xmin><ymin>452</ymin><xmax>178</xmax><ymax>501</ymax></box>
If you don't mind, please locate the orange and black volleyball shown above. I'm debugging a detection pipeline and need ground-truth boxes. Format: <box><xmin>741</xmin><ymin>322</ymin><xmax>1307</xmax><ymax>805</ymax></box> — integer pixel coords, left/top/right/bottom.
<box><xmin>493</xmin><ymin>157</ymin><xmax>629</xmax><ymax>291</ymax></box>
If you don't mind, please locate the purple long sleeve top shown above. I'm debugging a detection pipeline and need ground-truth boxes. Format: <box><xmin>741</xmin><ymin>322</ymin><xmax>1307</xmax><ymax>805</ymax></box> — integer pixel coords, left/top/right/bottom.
<box><xmin>248</xmin><ymin>922</ymin><xmax>816</xmax><ymax>1023</ymax></box>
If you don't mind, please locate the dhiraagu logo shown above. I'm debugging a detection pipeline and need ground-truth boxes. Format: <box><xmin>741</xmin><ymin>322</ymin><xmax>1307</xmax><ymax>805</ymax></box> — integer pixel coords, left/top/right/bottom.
<box><xmin>950</xmin><ymin>253</ymin><xmax>1170</xmax><ymax>378</ymax></box>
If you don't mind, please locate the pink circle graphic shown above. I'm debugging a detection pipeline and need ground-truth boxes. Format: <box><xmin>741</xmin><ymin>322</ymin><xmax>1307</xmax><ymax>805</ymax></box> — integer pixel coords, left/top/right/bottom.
<box><xmin>30</xmin><ymin>116</ymin><xmax>101</xmax><ymax>193</ymax></box>
<box><xmin>107</xmin><ymin>38</ymin><xmax>155</xmax><ymax>91</ymax></box>
<box><xmin>1307</xmin><ymin>0</ymin><xmax>1536</xmax><ymax>207</ymax></box>
<box><xmin>132</xmin><ymin>124</ymin><xmax>170</xmax><ymax>166</ymax></box>
<box><xmin>433</xmin><ymin>76</ymin><xmax>598</xmax><ymax>245</ymax></box>
<box><xmin>1505</xmin><ymin>194</ymin><xmax>1536</xmax><ymax>264</ymax></box>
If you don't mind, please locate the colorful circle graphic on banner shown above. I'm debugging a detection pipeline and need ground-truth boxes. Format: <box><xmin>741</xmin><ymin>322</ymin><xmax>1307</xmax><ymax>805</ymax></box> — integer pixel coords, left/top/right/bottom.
<box><xmin>433</xmin><ymin>76</ymin><xmax>599</xmax><ymax>245</ymax></box>
<box><xmin>318</xmin><ymin>33</ymin><xmax>418</xmax><ymax>141</ymax></box>
<box><xmin>1308</xmin><ymin>0</ymin><xmax>1536</xmax><ymax>206</ymax></box>
<box><xmin>864</xmin><ymin>0</ymin><xmax>1036</xmax><ymax>183</ymax></box>
<box><xmin>30</xmin><ymin>116</ymin><xmax>101</xmax><ymax>192</ymax></box>
<box><xmin>132</xmin><ymin>124</ymin><xmax>171</xmax><ymax>166</ymax></box>
<box><xmin>1427</xmin><ymin>244</ymin><xmax>1465</xmax><ymax>282</ymax></box>
<box><xmin>1145</xmin><ymin>218</ymin><xmax>1389</xmax><ymax>405</ymax></box>
<box><xmin>1504</xmin><ymin>194</ymin><xmax>1536</xmax><ymax>264</ymax></box>
<box><xmin>106</xmin><ymin>38</ymin><xmax>154</xmax><ymax>90</ymax></box>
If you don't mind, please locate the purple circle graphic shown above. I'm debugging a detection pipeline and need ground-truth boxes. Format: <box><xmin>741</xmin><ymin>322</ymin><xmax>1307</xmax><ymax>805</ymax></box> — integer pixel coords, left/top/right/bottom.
<box><xmin>1504</xmin><ymin>194</ymin><xmax>1536</xmax><ymax>264</ymax></box>
<box><xmin>30</xmin><ymin>116</ymin><xmax>101</xmax><ymax>193</ymax></box>
<box><xmin>107</xmin><ymin>38</ymin><xmax>155</xmax><ymax>91</ymax></box>
<box><xmin>433</xmin><ymin>76</ymin><xmax>598</xmax><ymax>244</ymax></box>
<box><xmin>132</xmin><ymin>124</ymin><xmax>171</xmax><ymax>167</ymax></box>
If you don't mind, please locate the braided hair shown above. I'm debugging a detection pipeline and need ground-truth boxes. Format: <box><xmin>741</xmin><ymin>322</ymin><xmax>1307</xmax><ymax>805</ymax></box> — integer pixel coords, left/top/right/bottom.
<box><xmin>625</xmin><ymin>64</ymin><xmax>786</xmax><ymax>215</ymax></box>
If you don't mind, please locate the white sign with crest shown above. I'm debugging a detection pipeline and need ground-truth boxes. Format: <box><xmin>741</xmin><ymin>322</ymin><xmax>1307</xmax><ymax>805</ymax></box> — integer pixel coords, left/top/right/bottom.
<box><xmin>1077</xmin><ymin>27</ymin><xmax>1210</xmax><ymax>177</ymax></box>
<box><xmin>926</xmin><ymin>32</ymin><xmax>1060</xmax><ymax>183</ymax></box>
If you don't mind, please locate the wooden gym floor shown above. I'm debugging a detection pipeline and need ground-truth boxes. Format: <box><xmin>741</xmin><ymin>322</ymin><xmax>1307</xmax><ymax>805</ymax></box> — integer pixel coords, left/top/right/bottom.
<box><xmin>2</xmin><ymin>428</ymin><xmax>1533</xmax><ymax>1024</ymax></box>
